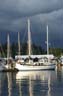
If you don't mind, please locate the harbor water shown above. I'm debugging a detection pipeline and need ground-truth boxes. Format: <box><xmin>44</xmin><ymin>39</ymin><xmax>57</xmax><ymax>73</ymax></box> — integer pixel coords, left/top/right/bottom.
<box><xmin>0</xmin><ymin>67</ymin><xmax>63</xmax><ymax>96</ymax></box>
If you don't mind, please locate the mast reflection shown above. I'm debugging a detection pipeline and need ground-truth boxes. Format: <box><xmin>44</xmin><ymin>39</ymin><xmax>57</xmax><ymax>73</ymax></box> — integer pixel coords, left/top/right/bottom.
<box><xmin>7</xmin><ymin>73</ymin><xmax>12</xmax><ymax>96</ymax></box>
<box><xmin>7</xmin><ymin>72</ymin><xmax>16</xmax><ymax>96</ymax></box>
<box><xmin>16</xmin><ymin>71</ymin><xmax>51</xmax><ymax>96</ymax></box>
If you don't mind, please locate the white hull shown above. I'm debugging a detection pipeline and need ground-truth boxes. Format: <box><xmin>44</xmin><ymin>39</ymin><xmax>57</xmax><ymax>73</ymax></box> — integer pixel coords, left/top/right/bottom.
<box><xmin>15</xmin><ymin>63</ymin><xmax>55</xmax><ymax>71</ymax></box>
<box><xmin>60</xmin><ymin>61</ymin><xmax>63</xmax><ymax>65</ymax></box>
<box><xmin>0</xmin><ymin>58</ymin><xmax>6</xmax><ymax>71</ymax></box>
<box><xmin>0</xmin><ymin>65</ymin><xmax>5</xmax><ymax>71</ymax></box>
<box><xmin>0</xmin><ymin>67</ymin><xmax>4</xmax><ymax>71</ymax></box>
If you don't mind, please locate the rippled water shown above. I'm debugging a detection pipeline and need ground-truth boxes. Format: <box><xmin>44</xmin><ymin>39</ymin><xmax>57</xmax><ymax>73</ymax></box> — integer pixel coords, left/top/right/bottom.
<box><xmin>0</xmin><ymin>67</ymin><xmax>63</xmax><ymax>96</ymax></box>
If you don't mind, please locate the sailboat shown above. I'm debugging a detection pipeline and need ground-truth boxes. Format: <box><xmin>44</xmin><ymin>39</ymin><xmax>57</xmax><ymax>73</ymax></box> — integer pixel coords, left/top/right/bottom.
<box><xmin>5</xmin><ymin>33</ymin><xmax>14</xmax><ymax>70</ymax></box>
<box><xmin>15</xmin><ymin>19</ymin><xmax>56</xmax><ymax>71</ymax></box>
<box><xmin>15</xmin><ymin>31</ymin><xmax>24</xmax><ymax>65</ymax></box>
<box><xmin>38</xmin><ymin>25</ymin><xmax>56</xmax><ymax>68</ymax></box>
<box><xmin>24</xmin><ymin>19</ymin><xmax>33</xmax><ymax>65</ymax></box>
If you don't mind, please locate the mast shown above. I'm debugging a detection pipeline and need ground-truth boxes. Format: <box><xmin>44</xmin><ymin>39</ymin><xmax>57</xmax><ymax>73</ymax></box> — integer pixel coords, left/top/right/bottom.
<box><xmin>7</xmin><ymin>33</ymin><xmax>10</xmax><ymax>63</ymax></box>
<box><xmin>7</xmin><ymin>32</ymin><xmax>11</xmax><ymax>68</ymax></box>
<box><xmin>18</xmin><ymin>32</ymin><xmax>20</xmax><ymax>55</ymax></box>
<box><xmin>46</xmin><ymin>25</ymin><xmax>49</xmax><ymax>55</ymax></box>
<box><xmin>28</xmin><ymin>19</ymin><xmax>31</xmax><ymax>57</ymax></box>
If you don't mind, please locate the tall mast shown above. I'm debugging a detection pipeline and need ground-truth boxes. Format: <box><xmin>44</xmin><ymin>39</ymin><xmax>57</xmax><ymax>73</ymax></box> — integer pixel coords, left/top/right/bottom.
<box><xmin>46</xmin><ymin>25</ymin><xmax>49</xmax><ymax>55</ymax></box>
<box><xmin>18</xmin><ymin>32</ymin><xmax>20</xmax><ymax>55</ymax></box>
<box><xmin>7</xmin><ymin>32</ymin><xmax>11</xmax><ymax>68</ymax></box>
<box><xmin>28</xmin><ymin>19</ymin><xmax>31</xmax><ymax>57</ymax></box>
<box><xmin>7</xmin><ymin>32</ymin><xmax>10</xmax><ymax>60</ymax></box>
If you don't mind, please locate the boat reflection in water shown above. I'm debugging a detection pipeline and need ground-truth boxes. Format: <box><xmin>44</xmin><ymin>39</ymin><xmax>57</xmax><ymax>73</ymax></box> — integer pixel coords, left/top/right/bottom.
<box><xmin>7</xmin><ymin>73</ymin><xmax>12</xmax><ymax>96</ymax></box>
<box><xmin>16</xmin><ymin>71</ymin><xmax>52</xmax><ymax>96</ymax></box>
<box><xmin>0</xmin><ymin>68</ymin><xmax>63</xmax><ymax>96</ymax></box>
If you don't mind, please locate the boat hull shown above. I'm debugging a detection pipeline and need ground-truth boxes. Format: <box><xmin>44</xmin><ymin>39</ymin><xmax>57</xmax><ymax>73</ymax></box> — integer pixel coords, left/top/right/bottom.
<box><xmin>15</xmin><ymin>64</ymin><xmax>56</xmax><ymax>71</ymax></box>
<box><xmin>0</xmin><ymin>66</ymin><xmax>5</xmax><ymax>71</ymax></box>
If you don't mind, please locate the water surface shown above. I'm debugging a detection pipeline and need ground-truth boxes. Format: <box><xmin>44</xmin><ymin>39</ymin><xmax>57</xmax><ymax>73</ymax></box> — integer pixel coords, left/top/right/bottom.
<box><xmin>0</xmin><ymin>67</ymin><xmax>63</xmax><ymax>96</ymax></box>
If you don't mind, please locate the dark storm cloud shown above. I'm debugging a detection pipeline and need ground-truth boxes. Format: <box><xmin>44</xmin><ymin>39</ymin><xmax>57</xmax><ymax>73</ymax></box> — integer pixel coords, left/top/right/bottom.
<box><xmin>0</xmin><ymin>0</ymin><xmax>63</xmax><ymax>31</ymax></box>
<box><xmin>0</xmin><ymin>0</ymin><xmax>63</xmax><ymax>15</ymax></box>
<box><xmin>0</xmin><ymin>0</ymin><xmax>63</xmax><ymax>47</ymax></box>
<box><xmin>28</xmin><ymin>9</ymin><xmax>63</xmax><ymax>48</ymax></box>
<box><xmin>0</xmin><ymin>0</ymin><xmax>63</xmax><ymax>20</ymax></box>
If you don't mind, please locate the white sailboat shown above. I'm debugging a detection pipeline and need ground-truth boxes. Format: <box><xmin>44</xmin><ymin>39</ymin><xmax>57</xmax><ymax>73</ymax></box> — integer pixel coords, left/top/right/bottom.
<box><xmin>5</xmin><ymin>33</ymin><xmax>14</xmax><ymax>70</ymax></box>
<box><xmin>38</xmin><ymin>25</ymin><xmax>56</xmax><ymax>68</ymax></box>
<box><xmin>25</xmin><ymin>19</ymin><xmax>33</xmax><ymax>65</ymax></box>
<box><xmin>15</xmin><ymin>20</ymin><xmax>56</xmax><ymax>71</ymax></box>
<box><xmin>15</xmin><ymin>31</ymin><xmax>24</xmax><ymax>65</ymax></box>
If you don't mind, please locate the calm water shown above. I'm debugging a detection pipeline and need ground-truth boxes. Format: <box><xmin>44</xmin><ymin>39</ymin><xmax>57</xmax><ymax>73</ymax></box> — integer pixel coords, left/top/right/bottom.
<box><xmin>0</xmin><ymin>67</ymin><xmax>63</xmax><ymax>96</ymax></box>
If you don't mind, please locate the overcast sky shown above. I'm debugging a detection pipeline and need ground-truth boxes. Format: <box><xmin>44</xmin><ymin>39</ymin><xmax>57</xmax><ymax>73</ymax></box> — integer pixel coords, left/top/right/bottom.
<box><xmin>0</xmin><ymin>0</ymin><xmax>63</xmax><ymax>48</ymax></box>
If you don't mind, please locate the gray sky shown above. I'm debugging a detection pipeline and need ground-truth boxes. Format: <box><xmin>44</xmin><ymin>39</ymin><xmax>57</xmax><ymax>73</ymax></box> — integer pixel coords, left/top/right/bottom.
<box><xmin>0</xmin><ymin>0</ymin><xmax>63</xmax><ymax>48</ymax></box>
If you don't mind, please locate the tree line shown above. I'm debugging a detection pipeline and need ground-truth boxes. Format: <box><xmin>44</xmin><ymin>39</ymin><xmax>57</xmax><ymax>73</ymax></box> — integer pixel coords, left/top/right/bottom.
<box><xmin>0</xmin><ymin>43</ymin><xmax>63</xmax><ymax>58</ymax></box>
